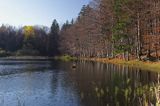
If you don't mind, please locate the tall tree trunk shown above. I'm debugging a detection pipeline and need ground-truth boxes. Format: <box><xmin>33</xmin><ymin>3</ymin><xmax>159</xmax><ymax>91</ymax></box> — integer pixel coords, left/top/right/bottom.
<box><xmin>111</xmin><ymin>40</ymin><xmax>115</xmax><ymax>58</ymax></box>
<box><xmin>137</xmin><ymin>13</ymin><xmax>142</xmax><ymax>60</ymax></box>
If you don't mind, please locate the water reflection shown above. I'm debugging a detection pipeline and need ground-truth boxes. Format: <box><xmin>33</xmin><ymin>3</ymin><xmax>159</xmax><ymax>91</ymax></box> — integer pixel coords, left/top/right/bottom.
<box><xmin>68</xmin><ymin>61</ymin><xmax>160</xmax><ymax>106</ymax></box>
<box><xmin>0</xmin><ymin>60</ymin><xmax>81</xmax><ymax>106</ymax></box>
<box><xmin>0</xmin><ymin>60</ymin><xmax>159</xmax><ymax>106</ymax></box>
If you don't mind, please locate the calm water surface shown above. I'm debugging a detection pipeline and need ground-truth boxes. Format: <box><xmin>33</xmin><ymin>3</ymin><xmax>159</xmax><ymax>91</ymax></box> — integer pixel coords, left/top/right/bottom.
<box><xmin>0</xmin><ymin>59</ymin><xmax>159</xmax><ymax>106</ymax></box>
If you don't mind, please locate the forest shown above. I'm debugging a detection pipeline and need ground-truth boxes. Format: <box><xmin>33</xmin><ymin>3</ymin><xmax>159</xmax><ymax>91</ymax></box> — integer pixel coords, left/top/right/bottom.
<box><xmin>0</xmin><ymin>19</ymin><xmax>59</xmax><ymax>56</ymax></box>
<box><xmin>0</xmin><ymin>0</ymin><xmax>160</xmax><ymax>62</ymax></box>
<box><xmin>59</xmin><ymin>0</ymin><xmax>160</xmax><ymax>61</ymax></box>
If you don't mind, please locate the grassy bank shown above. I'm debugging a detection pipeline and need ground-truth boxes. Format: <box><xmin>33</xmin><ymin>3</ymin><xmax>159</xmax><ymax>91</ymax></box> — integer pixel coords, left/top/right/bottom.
<box><xmin>54</xmin><ymin>55</ymin><xmax>77</xmax><ymax>61</ymax></box>
<box><xmin>80</xmin><ymin>58</ymin><xmax>160</xmax><ymax>72</ymax></box>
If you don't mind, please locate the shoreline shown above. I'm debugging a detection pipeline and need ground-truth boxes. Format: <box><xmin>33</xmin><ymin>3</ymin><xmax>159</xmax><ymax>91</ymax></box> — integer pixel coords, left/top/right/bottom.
<box><xmin>1</xmin><ymin>55</ymin><xmax>160</xmax><ymax>72</ymax></box>
<box><xmin>0</xmin><ymin>56</ymin><xmax>55</xmax><ymax>60</ymax></box>
<box><xmin>80</xmin><ymin>58</ymin><xmax>160</xmax><ymax>72</ymax></box>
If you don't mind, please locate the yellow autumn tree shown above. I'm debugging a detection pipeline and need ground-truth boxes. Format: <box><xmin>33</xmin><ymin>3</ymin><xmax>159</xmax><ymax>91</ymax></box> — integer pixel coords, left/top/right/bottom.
<box><xmin>23</xmin><ymin>26</ymin><xmax>35</xmax><ymax>39</ymax></box>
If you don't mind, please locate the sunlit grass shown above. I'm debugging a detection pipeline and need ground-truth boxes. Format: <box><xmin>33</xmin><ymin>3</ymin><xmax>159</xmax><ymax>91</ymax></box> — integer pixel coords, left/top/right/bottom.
<box><xmin>54</xmin><ymin>55</ymin><xmax>77</xmax><ymax>61</ymax></box>
<box><xmin>81</xmin><ymin>58</ymin><xmax>160</xmax><ymax>72</ymax></box>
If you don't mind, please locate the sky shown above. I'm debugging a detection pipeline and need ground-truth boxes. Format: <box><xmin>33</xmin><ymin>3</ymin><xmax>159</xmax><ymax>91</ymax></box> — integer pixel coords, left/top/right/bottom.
<box><xmin>0</xmin><ymin>0</ymin><xmax>91</xmax><ymax>27</ymax></box>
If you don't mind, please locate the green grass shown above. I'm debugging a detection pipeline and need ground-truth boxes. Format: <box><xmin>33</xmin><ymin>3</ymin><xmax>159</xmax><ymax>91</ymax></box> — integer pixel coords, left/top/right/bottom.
<box><xmin>54</xmin><ymin>55</ymin><xmax>77</xmax><ymax>61</ymax></box>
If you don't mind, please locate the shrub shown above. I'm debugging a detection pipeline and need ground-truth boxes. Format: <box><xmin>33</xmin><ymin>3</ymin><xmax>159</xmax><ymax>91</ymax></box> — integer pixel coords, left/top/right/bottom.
<box><xmin>0</xmin><ymin>48</ymin><xmax>10</xmax><ymax>57</ymax></box>
<box><xmin>16</xmin><ymin>49</ymin><xmax>40</xmax><ymax>56</ymax></box>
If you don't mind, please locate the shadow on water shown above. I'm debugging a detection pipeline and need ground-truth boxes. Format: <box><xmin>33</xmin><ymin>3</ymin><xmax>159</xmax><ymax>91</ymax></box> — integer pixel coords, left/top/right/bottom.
<box><xmin>0</xmin><ymin>59</ymin><xmax>159</xmax><ymax>106</ymax></box>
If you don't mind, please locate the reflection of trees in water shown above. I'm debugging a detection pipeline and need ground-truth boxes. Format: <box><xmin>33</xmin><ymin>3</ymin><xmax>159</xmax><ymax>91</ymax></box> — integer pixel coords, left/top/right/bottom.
<box><xmin>50</xmin><ymin>61</ymin><xmax>70</xmax><ymax>95</ymax></box>
<box><xmin>69</xmin><ymin>61</ymin><xmax>160</xmax><ymax>106</ymax></box>
<box><xmin>50</xmin><ymin>61</ymin><xmax>82</xmax><ymax>105</ymax></box>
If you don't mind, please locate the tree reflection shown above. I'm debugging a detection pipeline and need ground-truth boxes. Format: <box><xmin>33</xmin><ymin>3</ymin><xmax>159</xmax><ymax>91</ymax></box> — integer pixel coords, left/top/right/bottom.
<box><xmin>69</xmin><ymin>61</ymin><xmax>160</xmax><ymax>106</ymax></box>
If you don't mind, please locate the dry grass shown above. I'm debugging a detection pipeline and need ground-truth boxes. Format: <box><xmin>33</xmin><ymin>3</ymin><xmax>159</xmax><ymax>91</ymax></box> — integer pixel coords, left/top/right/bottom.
<box><xmin>81</xmin><ymin>58</ymin><xmax>160</xmax><ymax>72</ymax></box>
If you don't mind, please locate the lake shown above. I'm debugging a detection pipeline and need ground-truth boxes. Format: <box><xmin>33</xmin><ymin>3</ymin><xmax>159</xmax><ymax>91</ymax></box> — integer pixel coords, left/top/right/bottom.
<box><xmin>0</xmin><ymin>59</ymin><xmax>159</xmax><ymax>106</ymax></box>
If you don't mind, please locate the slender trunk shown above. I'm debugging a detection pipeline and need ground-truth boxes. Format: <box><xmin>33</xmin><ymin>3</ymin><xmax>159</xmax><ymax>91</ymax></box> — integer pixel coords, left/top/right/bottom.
<box><xmin>155</xmin><ymin>46</ymin><xmax>158</xmax><ymax>59</ymax></box>
<box><xmin>126</xmin><ymin>51</ymin><xmax>129</xmax><ymax>61</ymax></box>
<box><xmin>112</xmin><ymin>40</ymin><xmax>115</xmax><ymax>58</ymax></box>
<box><xmin>137</xmin><ymin>13</ymin><xmax>142</xmax><ymax>60</ymax></box>
<box><xmin>123</xmin><ymin>52</ymin><xmax>125</xmax><ymax>60</ymax></box>
<box><xmin>155</xmin><ymin>18</ymin><xmax>159</xmax><ymax>61</ymax></box>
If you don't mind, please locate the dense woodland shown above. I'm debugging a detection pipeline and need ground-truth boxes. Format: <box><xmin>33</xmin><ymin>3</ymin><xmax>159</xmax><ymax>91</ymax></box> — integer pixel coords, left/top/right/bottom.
<box><xmin>0</xmin><ymin>0</ymin><xmax>160</xmax><ymax>61</ymax></box>
<box><xmin>59</xmin><ymin>0</ymin><xmax>160</xmax><ymax>61</ymax></box>
<box><xmin>0</xmin><ymin>20</ymin><xmax>59</xmax><ymax>56</ymax></box>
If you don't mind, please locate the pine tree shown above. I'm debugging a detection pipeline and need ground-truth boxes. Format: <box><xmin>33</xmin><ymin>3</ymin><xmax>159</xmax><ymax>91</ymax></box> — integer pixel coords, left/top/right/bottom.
<box><xmin>112</xmin><ymin>0</ymin><xmax>131</xmax><ymax>60</ymax></box>
<box><xmin>47</xmin><ymin>19</ymin><xmax>60</xmax><ymax>56</ymax></box>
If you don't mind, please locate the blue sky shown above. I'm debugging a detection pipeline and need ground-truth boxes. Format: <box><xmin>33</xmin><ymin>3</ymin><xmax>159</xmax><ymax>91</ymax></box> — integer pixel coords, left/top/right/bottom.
<box><xmin>0</xmin><ymin>0</ymin><xmax>90</xmax><ymax>27</ymax></box>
